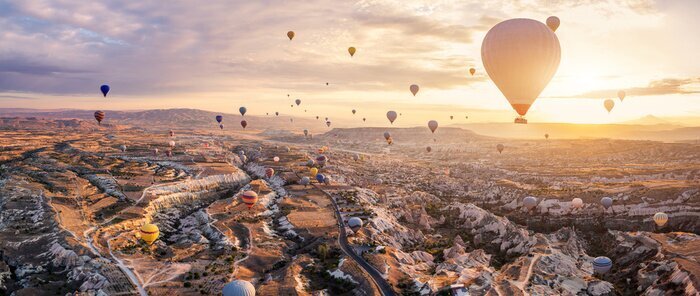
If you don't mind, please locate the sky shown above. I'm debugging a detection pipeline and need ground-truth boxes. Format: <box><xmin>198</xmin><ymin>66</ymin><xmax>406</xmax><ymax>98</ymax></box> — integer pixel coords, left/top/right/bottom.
<box><xmin>1</xmin><ymin>0</ymin><xmax>699</xmax><ymax>126</ymax></box>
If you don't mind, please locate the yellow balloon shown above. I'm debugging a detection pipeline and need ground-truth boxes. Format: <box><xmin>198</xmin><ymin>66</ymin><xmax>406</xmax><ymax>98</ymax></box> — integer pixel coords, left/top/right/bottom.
<box><xmin>140</xmin><ymin>223</ymin><xmax>159</xmax><ymax>245</ymax></box>
<box><xmin>309</xmin><ymin>167</ymin><xmax>318</xmax><ymax>177</ymax></box>
<box><xmin>348</xmin><ymin>47</ymin><xmax>356</xmax><ymax>57</ymax></box>
<box><xmin>653</xmin><ymin>212</ymin><xmax>668</xmax><ymax>227</ymax></box>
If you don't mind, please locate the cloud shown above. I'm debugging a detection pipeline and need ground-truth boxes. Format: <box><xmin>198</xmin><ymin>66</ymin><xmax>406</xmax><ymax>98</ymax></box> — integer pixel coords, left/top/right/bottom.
<box><xmin>568</xmin><ymin>78</ymin><xmax>700</xmax><ymax>98</ymax></box>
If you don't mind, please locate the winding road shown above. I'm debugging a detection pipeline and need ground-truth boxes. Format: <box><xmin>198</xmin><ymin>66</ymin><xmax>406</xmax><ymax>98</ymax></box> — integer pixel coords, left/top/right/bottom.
<box><xmin>313</xmin><ymin>184</ymin><xmax>396</xmax><ymax>296</ymax></box>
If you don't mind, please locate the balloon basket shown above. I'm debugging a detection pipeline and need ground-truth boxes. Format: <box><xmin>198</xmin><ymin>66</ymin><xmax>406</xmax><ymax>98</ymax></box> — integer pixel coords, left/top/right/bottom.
<box><xmin>514</xmin><ymin>117</ymin><xmax>528</xmax><ymax>124</ymax></box>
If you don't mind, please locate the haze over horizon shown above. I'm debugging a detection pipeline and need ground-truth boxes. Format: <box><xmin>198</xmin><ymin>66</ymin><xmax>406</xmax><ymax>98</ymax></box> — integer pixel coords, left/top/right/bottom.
<box><xmin>2</xmin><ymin>0</ymin><xmax>700</xmax><ymax>126</ymax></box>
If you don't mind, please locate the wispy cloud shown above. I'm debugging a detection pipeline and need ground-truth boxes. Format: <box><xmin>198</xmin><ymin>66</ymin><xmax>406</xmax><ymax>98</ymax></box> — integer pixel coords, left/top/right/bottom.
<box><xmin>567</xmin><ymin>77</ymin><xmax>700</xmax><ymax>98</ymax></box>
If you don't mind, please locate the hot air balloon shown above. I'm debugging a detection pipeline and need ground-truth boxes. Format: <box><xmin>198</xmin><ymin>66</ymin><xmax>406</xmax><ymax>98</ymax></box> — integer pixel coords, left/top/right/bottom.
<box><xmin>223</xmin><ymin>279</ymin><xmax>255</xmax><ymax>296</ymax></box>
<box><xmin>216</xmin><ymin>115</ymin><xmax>223</xmax><ymax>123</ymax></box>
<box><xmin>604</xmin><ymin>99</ymin><xmax>615</xmax><ymax>113</ymax></box>
<box><xmin>303</xmin><ymin>129</ymin><xmax>309</xmax><ymax>137</ymax></box>
<box><xmin>600</xmin><ymin>197</ymin><xmax>613</xmax><ymax>209</ymax></box>
<box><xmin>323</xmin><ymin>175</ymin><xmax>332</xmax><ymax>185</ymax></box>
<box><xmin>139</xmin><ymin>223</ymin><xmax>159</xmax><ymax>245</ymax></box>
<box><xmin>299</xmin><ymin>176</ymin><xmax>310</xmax><ymax>186</ymax></box>
<box><xmin>426</xmin><ymin>146</ymin><xmax>432</xmax><ymax>152</ymax></box>
<box><xmin>241</xmin><ymin>120</ymin><xmax>247</xmax><ymax>129</ymax></box>
<box><xmin>265</xmin><ymin>168</ymin><xmax>274</xmax><ymax>178</ymax></box>
<box><xmin>316</xmin><ymin>155</ymin><xmax>328</xmax><ymax>166</ymax></box>
<box><xmin>362</xmin><ymin>118</ymin><xmax>366</xmax><ymax>122</ymax></box>
<box><xmin>386</xmin><ymin>111</ymin><xmax>397</xmax><ymax>124</ymax></box>
<box><xmin>287</xmin><ymin>31</ymin><xmax>295</xmax><ymax>40</ymax></box>
<box><xmin>219</xmin><ymin>124</ymin><xmax>224</xmax><ymax>130</ymax></box>
<box><xmin>326</xmin><ymin>121</ymin><xmax>331</xmax><ymax>127</ymax></box>
<box><xmin>169</xmin><ymin>130</ymin><xmax>175</xmax><ymax>137</ymax></box>
<box><xmin>523</xmin><ymin>196</ymin><xmax>538</xmax><ymax>210</ymax></box>
<box><xmin>153</xmin><ymin>148</ymin><xmax>159</xmax><ymax>155</ymax></box>
<box><xmin>295</xmin><ymin>99</ymin><xmax>301</xmax><ymax>106</ymax></box>
<box><xmin>545</xmin><ymin>133</ymin><xmax>549</xmax><ymax>140</ymax></box>
<box><xmin>309</xmin><ymin>167</ymin><xmax>318</xmax><ymax>177</ymax></box>
<box><xmin>571</xmin><ymin>198</ymin><xmax>583</xmax><ymax>209</ymax></box>
<box><xmin>325</xmin><ymin>117</ymin><xmax>329</xmax><ymax>121</ymax></box>
<box><xmin>100</xmin><ymin>85</ymin><xmax>110</xmax><ymax>97</ymax></box>
<box><xmin>326</xmin><ymin>82</ymin><xmax>329</xmax><ymax>86</ymax></box>
<box><xmin>348</xmin><ymin>47</ymin><xmax>356</xmax><ymax>57</ymax></box>
<box><xmin>352</xmin><ymin>153</ymin><xmax>360</xmax><ymax>161</ymax></box>
<box><xmin>239</xmin><ymin>154</ymin><xmax>247</xmax><ymax>162</ymax></box>
<box><xmin>410</xmin><ymin>84</ymin><xmax>419</xmax><ymax>96</ymax></box>
<box><xmin>285</xmin><ymin>146</ymin><xmax>291</xmax><ymax>152</ymax></box>
<box><xmin>450</xmin><ymin>115</ymin><xmax>453</xmax><ymax>120</ymax></box>
<box><xmin>482</xmin><ymin>19</ymin><xmax>561</xmax><ymax>124</ymax></box>
<box><xmin>387</xmin><ymin>137</ymin><xmax>393</xmax><ymax>145</ymax></box>
<box><xmin>273</xmin><ymin>156</ymin><xmax>279</xmax><ymax>162</ymax></box>
<box><xmin>617</xmin><ymin>90</ymin><xmax>626</xmax><ymax>102</ymax></box>
<box><xmin>383</xmin><ymin>131</ymin><xmax>391</xmax><ymax>141</ymax></box>
<box><xmin>469</xmin><ymin>68</ymin><xmax>476</xmax><ymax>76</ymax></box>
<box><xmin>169</xmin><ymin>141</ymin><xmax>175</xmax><ymax>148</ymax></box>
<box><xmin>240</xmin><ymin>191</ymin><xmax>258</xmax><ymax>209</ymax></box>
<box><xmin>316</xmin><ymin>173</ymin><xmax>325</xmax><ymax>183</ymax></box>
<box><xmin>94</xmin><ymin>111</ymin><xmax>105</xmax><ymax>125</ymax></box>
<box><xmin>316</xmin><ymin>116</ymin><xmax>319</xmax><ymax>120</ymax></box>
<box><xmin>352</xmin><ymin>109</ymin><xmax>356</xmax><ymax>115</ymax></box>
<box><xmin>496</xmin><ymin>144</ymin><xmax>504</xmax><ymax>154</ymax></box>
<box><xmin>239</xmin><ymin>107</ymin><xmax>247</xmax><ymax>116</ymax></box>
<box><xmin>275</xmin><ymin>112</ymin><xmax>279</xmax><ymax>116</ymax></box>
<box><xmin>653</xmin><ymin>212</ymin><xmax>668</xmax><ymax>227</ymax></box>
<box><xmin>428</xmin><ymin>120</ymin><xmax>438</xmax><ymax>133</ymax></box>
<box><xmin>166</xmin><ymin>150</ymin><xmax>173</xmax><ymax>157</ymax></box>
<box><xmin>592</xmin><ymin>257</ymin><xmax>612</xmax><ymax>274</ymax></box>
<box><xmin>348</xmin><ymin>217</ymin><xmax>363</xmax><ymax>233</ymax></box>
<box><xmin>307</xmin><ymin>159</ymin><xmax>315</xmax><ymax>167</ymax></box>
<box><xmin>546</xmin><ymin>16</ymin><xmax>560</xmax><ymax>32</ymax></box>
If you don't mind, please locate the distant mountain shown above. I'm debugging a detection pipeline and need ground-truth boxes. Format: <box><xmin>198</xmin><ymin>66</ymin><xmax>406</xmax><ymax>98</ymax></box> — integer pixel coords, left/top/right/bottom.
<box><xmin>622</xmin><ymin>115</ymin><xmax>677</xmax><ymax>126</ymax></box>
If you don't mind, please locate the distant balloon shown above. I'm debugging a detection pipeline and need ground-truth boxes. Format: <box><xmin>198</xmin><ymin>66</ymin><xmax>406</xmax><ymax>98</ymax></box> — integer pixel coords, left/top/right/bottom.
<box><xmin>653</xmin><ymin>212</ymin><xmax>668</xmax><ymax>227</ymax></box>
<box><xmin>546</xmin><ymin>16</ymin><xmax>560</xmax><ymax>32</ymax></box>
<box><xmin>571</xmin><ymin>198</ymin><xmax>583</xmax><ymax>209</ymax></box>
<box><xmin>169</xmin><ymin>130</ymin><xmax>175</xmax><ymax>137</ymax></box>
<box><xmin>496</xmin><ymin>144</ymin><xmax>504</xmax><ymax>154</ymax></box>
<box><xmin>348</xmin><ymin>47</ymin><xmax>356</xmax><ymax>57</ymax></box>
<box><xmin>299</xmin><ymin>176</ymin><xmax>310</xmax><ymax>186</ymax></box>
<box><xmin>240</xmin><ymin>191</ymin><xmax>259</xmax><ymax>210</ymax></box>
<box><xmin>482</xmin><ymin>18</ymin><xmax>561</xmax><ymax>122</ymax></box>
<box><xmin>120</xmin><ymin>144</ymin><xmax>127</xmax><ymax>152</ymax></box>
<box><xmin>450</xmin><ymin>115</ymin><xmax>453</xmax><ymax>120</ymax></box>
<box><xmin>386</xmin><ymin>111</ymin><xmax>397</xmax><ymax>124</ymax></box>
<box><xmin>287</xmin><ymin>31</ymin><xmax>295</xmax><ymax>40</ymax></box>
<box><xmin>383</xmin><ymin>131</ymin><xmax>391</xmax><ymax>141</ymax></box>
<box><xmin>352</xmin><ymin>153</ymin><xmax>360</xmax><ymax>161</ymax></box>
<box><xmin>303</xmin><ymin>129</ymin><xmax>309</xmax><ymax>136</ymax></box>
<box><xmin>348</xmin><ymin>217</ymin><xmax>363</xmax><ymax>233</ymax></box>
<box><xmin>316</xmin><ymin>173</ymin><xmax>325</xmax><ymax>183</ymax></box>
<box><xmin>352</xmin><ymin>109</ymin><xmax>356</xmax><ymax>115</ymax></box>
<box><xmin>428</xmin><ymin>120</ymin><xmax>438</xmax><ymax>133</ymax></box>
<box><xmin>216</xmin><ymin>115</ymin><xmax>223</xmax><ymax>123</ymax></box>
<box><xmin>600</xmin><ymin>197</ymin><xmax>613</xmax><ymax>209</ymax></box>
<box><xmin>326</xmin><ymin>82</ymin><xmax>329</xmax><ymax>86</ymax></box>
<box><xmin>316</xmin><ymin>116</ymin><xmax>319</xmax><ymax>120</ymax></box>
<box><xmin>544</xmin><ymin>133</ymin><xmax>549</xmax><ymax>140</ymax></box>
<box><xmin>592</xmin><ymin>256</ymin><xmax>612</xmax><ymax>274</ymax></box>
<box><xmin>295</xmin><ymin>99</ymin><xmax>301</xmax><ymax>106</ymax></box>
<box><xmin>241</xmin><ymin>120</ymin><xmax>247</xmax><ymax>129</ymax></box>
<box><xmin>523</xmin><ymin>196</ymin><xmax>538</xmax><ymax>210</ymax></box>
<box><xmin>219</xmin><ymin>124</ymin><xmax>224</xmax><ymax>130</ymax></box>
<box><xmin>153</xmin><ymin>148</ymin><xmax>159</xmax><ymax>155</ymax></box>
<box><xmin>323</xmin><ymin>175</ymin><xmax>332</xmax><ymax>185</ymax></box>
<box><xmin>410</xmin><ymin>84</ymin><xmax>419</xmax><ymax>96</ymax></box>
<box><xmin>316</xmin><ymin>155</ymin><xmax>328</xmax><ymax>166</ymax></box>
<box><xmin>94</xmin><ymin>111</ymin><xmax>105</xmax><ymax>125</ymax></box>
<box><xmin>325</xmin><ymin>117</ymin><xmax>329</xmax><ymax>121</ymax></box>
<box><xmin>275</xmin><ymin>112</ymin><xmax>279</xmax><ymax>116</ymax></box>
<box><xmin>426</xmin><ymin>146</ymin><xmax>432</xmax><ymax>153</ymax></box>
<box><xmin>604</xmin><ymin>99</ymin><xmax>615</xmax><ymax>113</ymax></box>
<box><xmin>239</xmin><ymin>107</ymin><xmax>247</xmax><ymax>116</ymax></box>
<box><xmin>326</xmin><ymin>121</ymin><xmax>331</xmax><ymax>127</ymax></box>
<box><xmin>617</xmin><ymin>90</ymin><xmax>626</xmax><ymax>102</ymax></box>
<box><xmin>100</xmin><ymin>85</ymin><xmax>110</xmax><ymax>97</ymax></box>
<box><xmin>469</xmin><ymin>68</ymin><xmax>476</xmax><ymax>76</ymax></box>
<box><xmin>307</xmin><ymin>159</ymin><xmax>315</xmax><ymax>167</ymax></box>
<box><xmin>362</xmin><ymin>118</ymin><xmax>366</xmax><ymax>122</ymax></box>
<box><xmin>139</xmin><ymin>223</ymin><xmax>159</xmax><ymax>245</ymax></box>
<box><xmin>239</xmin><ymin>154</ymin><xmax>246</xmax><ymax>162</ymax></box>
<box><xmin>223</xmin><ymin>279</ymin><xmax>255</xmax><ymax>296</ymax></box>
<box><xmin>166</xmin><ymin>150</ymin><xmax>173</xmax><ymax>157</ymax></box>
<box><xmin>273</xmin><ymin>156</ymin><xmax>279</xmax><ymax>162</ymax></box>
<box><xmin>309</xmin><ymin>167</ymin><xmax>318</xmax><ymax>177</ymax></box>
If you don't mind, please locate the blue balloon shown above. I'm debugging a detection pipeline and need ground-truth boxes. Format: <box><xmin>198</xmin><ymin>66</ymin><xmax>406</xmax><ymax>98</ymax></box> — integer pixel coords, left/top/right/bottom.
<box><xmin>316</xmin><ymin>174</ymin><xmax>325</xmax><ymax>183</ymax></box>
<box><xmin>100</xmin><ymin>85</ymin><xmax>110</xmax><ymax>97</ymax></box>
<box><xmin>216</xmin><ymin>115</ymin><xmax>223</xmax><ymax>123</ymax></box>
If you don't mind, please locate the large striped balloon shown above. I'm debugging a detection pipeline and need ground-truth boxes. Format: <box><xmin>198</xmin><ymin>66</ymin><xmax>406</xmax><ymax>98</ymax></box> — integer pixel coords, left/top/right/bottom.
<box><xmin>592</xmin><ymin>256</ymin><xmax>612</xmax><ymax>274</ymax></box>
<box><xmin>240</xmin><ymin>191</ymin><xmax>258</xmax><ymax>209</ymax></box>
<box><xmin>94</xmin><ymin>111</ymin><xmax>105</xmax><ymax>125</ymax></box>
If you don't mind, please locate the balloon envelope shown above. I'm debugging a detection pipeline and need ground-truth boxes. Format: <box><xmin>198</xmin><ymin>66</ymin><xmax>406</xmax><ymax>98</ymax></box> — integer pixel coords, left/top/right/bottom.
<box><xmin>572</xmin><ymin>198</ymin><xmax>583</xmax><ymax>209</ymax></box>
<box><xmin>216</xmin><ymin>115</ymin><xmax>223</xmax><ymax>123</ymax></box>
<box><xmin>100</xmin><ymin>85</ymin><xmax>110</xmax><ymax>97</ymax></box>
<box><xmin>386</xmin><ymin>111</ymin><xmax>397</xmax><ymax>124</ymax></box>
<box><xmin>383</xmin><ymin>132</ymin><xmax>391</xmax><ymax>140</ymax></box>
<box><xmin>348</xmin><ymin>217</ymin><xmax>363</xmax><ymax>232</ymax></box>
<box><xmin>316</xmin><ymin>173</ymin><xmax>325</xmax><ymax>183</ymax></box>
<box><xmin>410</xmin><ymin>84</ymin><xmax>419</xmax><ymax>96</ymax></box>
<box><xmin>523</xmin><ymin>196</ymin><xmax>538</xmax><ymax>210</ymax></box>
<box><xmin>223</xmin><ymin>279</ymin><xmax>255</xmax><ymax>296</ymax></box>
<box><xmin>592</xmin><ymin>256</ymin><xmax>612</xmax><ymax>274</ymax></box>
<box><xmin>139</xmin><ymin>224</ymin><xmax>159</xmax><ymax>245</ymax></box>
<box><xmin>428</xmin><ymin>120</ymin><xmax>438</xmax><ymax>133</ymax></box>
<box><xmin>469</xmin><ymin>68</ymin><xmax>476</xmax><ymax>76</ymax></box>
<box><xmin>481</xmin><ymin>19</ymin><xmax>561</xmax><ymax>118</ymax></box>
<box><xmin>601</xmin><ymin>197</ymin><xmax>613</xmax><ymax>209</ymax></box>
<box><xmin>348</xmin><ymin>47</ymin><xmax>356</xmax><ymax>57</ymax></box>
<box><xmin>287</xmin><ymin>31</ymin><xmax>295</xmax><ymax>40</ymax></box>
<box><xmin>241</xmin><ymin>120</ymin><xmax>247</xmax><ymax>129</ymax></box>
<box><xmin>617</xmin><ymin>90</ymin><xmax>626</xmax><ymax>101</ymax></box>
<box><xmin>239</xmin><ymin>107</ymin><xmax>247</xmax><ymax>116</ymax></box>
<box><xmin>496</xmin><ymin>144</ymin><xmax>504</xmax><ymax>153</ymax></box>
<box><xmin>653</xmin><ymin>212</ymin><xmax>668</xmax><ymax>227</ymax></box>
<box><xmin>546</xmin><ymin>16</ymin><xmax>560</xmax><ymax>32</ymax></box>
<box><xmin>240</xmin><ymin>191</ymin><xmax>259</xmax><ymax>209</ymax></box>
<box><xmin>299</xmin><ymin>176</ymin><xmax>310</xmax><ymax>185</ymax></box>
<box><xmin>94</xmin><ymin>111</ymin><xmax>105</xmax><ymax>124</ymax></box>
<box><xmin>604</xmin><ymin>99</ymin><xmax>615</xmax><ymax>113</ymax></box>
<box><xmin>295</xmin><ymin>99</ymin><xmax>301</xmax><ymax>106</ymax></box>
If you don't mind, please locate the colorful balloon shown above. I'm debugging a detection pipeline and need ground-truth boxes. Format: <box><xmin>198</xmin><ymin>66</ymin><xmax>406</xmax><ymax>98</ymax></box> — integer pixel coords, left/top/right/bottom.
<box><xmin>482</xmin><ymin>19</ymin><xmax>561</xmax><ymax>122</ymax></box>
<box><xmin>571</xmin><ymin>198</ymin><xmax>583</xmax><ymax>209</ymax></box>
<box><xmin>316</xmin><ymin>173</ymin><xmax>325</xmax><ymax>183</ymax></box>
<box><xmin>592</xmin><ymin>257</ymin><xmax>612</xmax><ymax>274</ymax></box>
<box><xmin>241</xmin><ymin>120</ymin><xmax>247</xmax><ymax>129</ymax></box>
<box><xmin>653</xmin><ymin>212</ymin><xmax>668</xmax><ymax>227</ymax></box>
<box><xmin>299</xmin><ymin>176</ymin><xmax>310</xmax><ymax>186</ymax></box>
<box><xmin>240</xmin><ymin>191</ymin><xmax>259</xmax><ymax>209</ymax></box>
<box><xmin>309</xmin><ymin>167</ymin><xmax>318</xmax><ymax>177</ymax></box>
<box><xmin>348</xmin><ymin>47</ymin><xmax>356</xmax><ymax>57</ymax></box>
<box><xmin>94</xmin><ymin>111</ymin><xmax>105</xmax><ymax>125</ymax></box>
<box><xmin>348</xmin><ymin>217</ymin><xmax>363</xmax><ymax>233</ymax></box>
<box><xmin>100</xmin><ymin>85</ymin><xmax>110</xmax><ymax>97</ymax></box>
<box><xmin>216</xmin><ymin>115</ymin><xmax>223</xmax><ymax>123</ymax></box>
<box><xmin>265</xmin><ymin>168</ymin><xmax>274</xmax><ymax>178</ymax></box>
<box><xmin>386</xmin><ymin>111</ymin><xmax>397</xmax><ymax>124</ymax></box>
<box><xmin>545</xmin><ymin>133</ymin><xmax>549</xmax><ymax>140</ymax></box>
<box><xmin>383</xmin><ymin>131</ymin><xmax>391</xmax><ymax>140</ymax></box>
<box><xmin>546</xmin><ymin>16</ymin><xmax>560</xmax><ymax>32</ymax></box>
<box><xmin>239</xmin><ymin>107</ymin><xmax>247</xmax><ymax>116</ymax></box>
<box><xmin>139</xmin><ymin>223</ymin><xmax>159</xmax><ymax>245</ymax></box>
<box><xmin>273</xmin><ymin>156</ymin><xmax>279</xmax><ymax>162</ymax></box>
